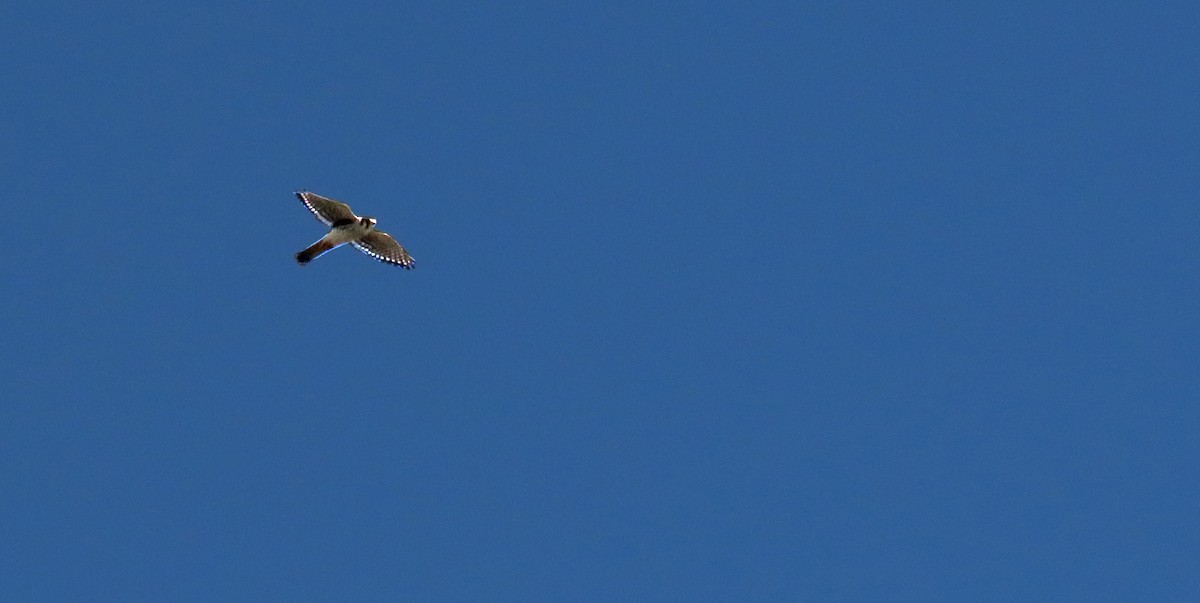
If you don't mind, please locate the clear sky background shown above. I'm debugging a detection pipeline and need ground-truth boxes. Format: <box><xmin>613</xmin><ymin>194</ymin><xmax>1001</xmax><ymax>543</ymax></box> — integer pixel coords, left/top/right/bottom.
<box><xmin>3</xmin><ymin>2</ymin><xmax>1197</xmax><ymax>601</ymax></box>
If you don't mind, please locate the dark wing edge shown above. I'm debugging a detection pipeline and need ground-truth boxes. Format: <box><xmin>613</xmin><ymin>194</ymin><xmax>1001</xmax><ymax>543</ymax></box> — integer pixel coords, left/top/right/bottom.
<box><xmin>352</xmin><ymin>231</ymin><xmax>415</xmax><ymax>269</ymax></box>
<box><xmin>295</xmin><ymin>190</ymin><xmax>357</xmax><ymax>226</ymax></box>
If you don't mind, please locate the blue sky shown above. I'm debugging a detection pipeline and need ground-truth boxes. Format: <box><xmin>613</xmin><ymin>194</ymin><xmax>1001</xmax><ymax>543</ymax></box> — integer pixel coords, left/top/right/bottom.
<box><xmin>3</xmin><ymin>2</ymin><xmax>1197</xmax><ymax>600</ymax></box>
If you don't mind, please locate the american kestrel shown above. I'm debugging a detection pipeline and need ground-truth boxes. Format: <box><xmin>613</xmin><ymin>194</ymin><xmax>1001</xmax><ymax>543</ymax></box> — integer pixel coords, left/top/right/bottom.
<box><xmin>293</xmin><ymin>190</ymin><xmax>415</xmax><ymax>269</ymax></box>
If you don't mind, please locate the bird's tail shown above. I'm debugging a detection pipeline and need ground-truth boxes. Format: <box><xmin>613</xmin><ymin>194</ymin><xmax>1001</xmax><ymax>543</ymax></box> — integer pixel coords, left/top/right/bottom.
<box><xmin>296</xmin><ymin>238</ymin><xmax>337</xmax><ymax>265</ymax></box>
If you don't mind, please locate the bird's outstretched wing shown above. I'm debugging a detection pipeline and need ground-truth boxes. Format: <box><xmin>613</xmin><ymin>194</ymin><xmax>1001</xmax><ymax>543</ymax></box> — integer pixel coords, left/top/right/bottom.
<box><xmin>352</xmin><ymin>230</ymin><xmax>415</xmax><ymax>269</ymax></box>
<box><xmin>296</xmin><ymin>190</ymin><xmax>357</xmax><ymax>226</ymax></box>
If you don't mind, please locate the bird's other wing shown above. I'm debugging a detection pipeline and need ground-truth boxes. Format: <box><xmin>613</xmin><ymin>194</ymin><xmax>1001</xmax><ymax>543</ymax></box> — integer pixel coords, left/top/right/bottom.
<box><xmin>296</xmin><ymin>190</ymin><xmax>358</xmax><ymax>226</ymax></box>
<box><xmin>352</xmin><ymin>230</ymin><xmax>415</xmax><ymax>269</ymax></box>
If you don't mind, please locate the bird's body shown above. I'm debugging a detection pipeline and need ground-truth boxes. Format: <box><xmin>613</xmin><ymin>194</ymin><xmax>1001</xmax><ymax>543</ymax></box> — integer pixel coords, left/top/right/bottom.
<box><xmin>295</xmin><ymin>217</ymin><xmax>374</xmax><ymax>264</ymax></box>
<box><xmin>293</xmin><ymin>191</ymin><xmax>415</xmax><ymax>268</ymax></box>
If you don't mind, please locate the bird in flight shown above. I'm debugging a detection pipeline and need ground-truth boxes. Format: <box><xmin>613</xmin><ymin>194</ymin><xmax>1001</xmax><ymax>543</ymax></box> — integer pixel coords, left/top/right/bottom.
<box><xmin>293</xmin><ymin>190</ymin><xmax>415</xmax><ymax>269</ymax></box>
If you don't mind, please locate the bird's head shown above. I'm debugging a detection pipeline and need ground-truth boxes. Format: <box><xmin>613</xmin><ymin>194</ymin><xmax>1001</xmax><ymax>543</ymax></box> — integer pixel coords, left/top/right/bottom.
<box><xmin>362</xmin><ymin>216</ymin><xmax>378</xmax><ymax>229</ymax></box>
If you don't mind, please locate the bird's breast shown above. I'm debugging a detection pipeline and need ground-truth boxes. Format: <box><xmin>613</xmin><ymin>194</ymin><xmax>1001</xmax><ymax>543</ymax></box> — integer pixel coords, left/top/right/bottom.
<box><xmin>328</xmin><ymin>220</ymin><xmax>371</xmax><ymax>242</ymax></box>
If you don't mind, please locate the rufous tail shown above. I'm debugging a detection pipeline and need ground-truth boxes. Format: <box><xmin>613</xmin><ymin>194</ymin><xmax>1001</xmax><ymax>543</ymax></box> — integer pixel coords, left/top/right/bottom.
<box><xmin>296</xmin><ymin>239</ymin><xmax>335</xmax><ymax>265</ymax></box>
